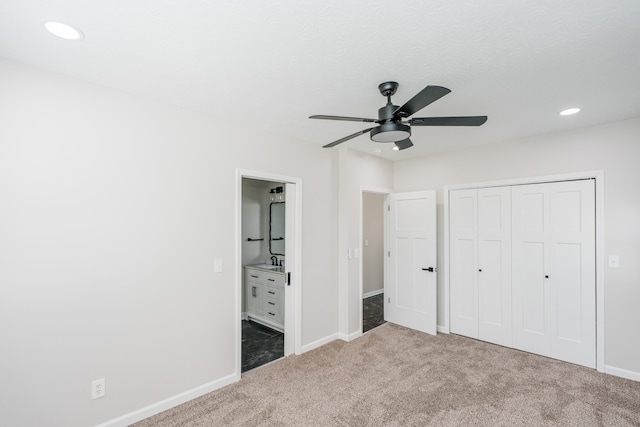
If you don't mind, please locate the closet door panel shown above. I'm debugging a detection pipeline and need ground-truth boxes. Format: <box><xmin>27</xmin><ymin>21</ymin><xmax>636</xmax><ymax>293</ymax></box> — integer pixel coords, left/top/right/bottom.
<box><xmin>449</xmin><ymin>189</ymin><xmax>478</xmax><ymax>338</ymax></box>
<box><xmin>548</xmin><ymin>180</ymin><xmax>596</xmax><ymax>367</ymax></box>
<box><xmin>512</xmin><ymin>184</ymin><xmax>549</xmax><ymax>355</ymax></box>
<box><xmin>477</xmin><ymin>187</ymin><xmax>511</xmax><ymax>346</ymax></box>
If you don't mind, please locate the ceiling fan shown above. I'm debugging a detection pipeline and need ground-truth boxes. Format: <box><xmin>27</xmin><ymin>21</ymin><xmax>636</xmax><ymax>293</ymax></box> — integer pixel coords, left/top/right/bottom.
<box><xmin>309</xmin><ymin>81</ymin><xmax>487</xmax><ymax>150</ymax></box>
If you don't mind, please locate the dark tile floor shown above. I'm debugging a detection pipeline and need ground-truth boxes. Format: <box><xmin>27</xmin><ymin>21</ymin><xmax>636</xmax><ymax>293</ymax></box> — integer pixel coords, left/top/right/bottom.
<box><xmin>242</xmin><ymin>320</ymin><xmax>284</xmax><ymax>373</ymax></box>
<box><xmin>363</xmin><ymin>293</ymin><xmax>386</xmax><ymax>333</ymax></box>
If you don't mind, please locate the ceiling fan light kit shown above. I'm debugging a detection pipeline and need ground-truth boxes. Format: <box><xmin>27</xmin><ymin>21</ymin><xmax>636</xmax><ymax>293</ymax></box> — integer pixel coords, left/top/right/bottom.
<box><xmin>370</xmin><ymin>122</ymin><xmax>411</xmax><ymax>142</ymax></box>
<box><xmin>310</xmin><ymin>81</ymin><xmax>487</xmax><ymax>151</ymax></box>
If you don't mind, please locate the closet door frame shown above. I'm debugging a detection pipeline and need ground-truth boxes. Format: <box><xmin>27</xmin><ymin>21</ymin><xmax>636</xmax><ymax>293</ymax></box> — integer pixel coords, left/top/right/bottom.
<box><xmin>443</xmin><ymin>170</ymin><xmax>605</xmax><ymax>372</ymax></box>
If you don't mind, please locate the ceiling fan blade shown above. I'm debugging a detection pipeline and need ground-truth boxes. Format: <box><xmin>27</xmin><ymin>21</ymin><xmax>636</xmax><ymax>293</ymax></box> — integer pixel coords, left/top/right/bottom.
<box><xmin>410</xmin><ymin>116</ymin><xmax>488</xmax><ymax>126</ymax></box>
<box><xmin>392</xmin><ymin>85</ymin><xmax>451</xmax><ymax>118</ymax></box>
<box><xmin>394</xmin><ymin>138</ymin><xmax>413</xmax><ymax>150</ymax></box>
<box><xmin>310</xmin><ymin>115</ymin><xmax>377</xmax><ymax>123</ymax></box>
<box><xmin>323</xmin><ymin>127</ymin><xmax>375</xmax><ymax>148</ymax></box>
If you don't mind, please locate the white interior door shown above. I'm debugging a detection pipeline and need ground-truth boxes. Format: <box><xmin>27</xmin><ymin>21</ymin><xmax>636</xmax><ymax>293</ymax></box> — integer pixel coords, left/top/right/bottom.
<box><xmin>449</xmin><ymin>187</ymin><xmax>511</xmax><ymax>346</ymax></box>
<box><xmin>512</xmin><ymin>180</ymin><xmax>595</xmax><ymax>368</ymax></box>
<box><xmin>477</xmin><ymin>187</ymin><xmax>512</xmax><ymax>346</ymax></box>
<box><xmin>548</xmin><ymin>180</ymin><xmax>595</xmax><ymax>367</ymax></box>
<box><xmin>386</xmin><ymin>191</ymin><xmax>437</xmax><ymax>335</ymax></box>
<box><xmin>512</xmin><ymin>183</ymin><xmax>553</xmax><ymax>355</ymax></box>
<box><xmin>449</xmin><ymin>189</ymin><xmax>478</xmax><ymax>338</ymax></box>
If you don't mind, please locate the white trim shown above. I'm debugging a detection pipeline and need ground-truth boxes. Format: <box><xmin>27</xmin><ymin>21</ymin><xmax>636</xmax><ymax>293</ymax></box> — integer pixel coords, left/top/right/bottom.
<box><xmin>95</xmin><ymin>373</ymin><xmax>238</xmax><ymax>427</ymax></box>
<box><xmin>359</xmin><ymin>186</ymin><xmax>392</xmax><ymax>340</ymax></box>
<box><xmin>338</xmin><ymin>330</ymin><xmax>362</xmax><ymax>342</ymax></box>
<box><xmin>605</xmin><ymin>365</ymin><xmax>640</xmax><ymax>382</ymax></box>
<box><xmin>443</xmin><ymin>171</ymin><xmax>603</xmax><ymax>191</ymax></box>
<box><xmin>300</xmin><ymin>333</ymin><xmax>340</xmax><ymax>353</ymax></box>
<box><xmin>437</xmin><ymin>325</ymin><xmax>448</xmax><ymax>334</ymax></box>
<box><xmin>363</xmin><ymin>289</ymin><xmax>384</xmax><ymax>299</ymax></box>
<box><xmin>236</xmin><ymin>169</ymin><xmax>304</xmax><ymax>379</ymax></box>
<box><xmin>443</xmin><ymin>170</ymin><xmax>605</xmax><ymax>372</ymax></box>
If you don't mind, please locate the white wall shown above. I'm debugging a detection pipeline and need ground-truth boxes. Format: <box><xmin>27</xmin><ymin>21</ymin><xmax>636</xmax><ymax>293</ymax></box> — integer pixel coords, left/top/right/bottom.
<box><xmin>0</xmin><ymin>58</ymin><xmax>338</xmax><ymax>427</ymax></box>
<box><xmin>393</xmin><ymin>117</ymin><xmax>640</xmax><ymax>377</ymax></box>
<box><xmin>362</xmin><ymin>192</ymin><xmax>384</xmax><ymax>296</ymax></box>
<box><xmin>338</xmin><ymin>149</ymin><xmax>393</xmax><ymax>337</ymax></box>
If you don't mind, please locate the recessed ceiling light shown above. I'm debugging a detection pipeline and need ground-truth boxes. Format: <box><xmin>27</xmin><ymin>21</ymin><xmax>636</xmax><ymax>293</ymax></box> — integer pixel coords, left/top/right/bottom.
<box><xmin>392</xmin><ymin>146</ymin><xmax>399</xmax><ymax>151</ymax></box>
<box><xmin>560</xmin><ymin>108</ymin><xmax>581</xmax><ymax>116</ymax></box>
<box><xmin>44</xmin><ymin>22</ymin><xmax>84</xmax><ymax>40</ymax></box>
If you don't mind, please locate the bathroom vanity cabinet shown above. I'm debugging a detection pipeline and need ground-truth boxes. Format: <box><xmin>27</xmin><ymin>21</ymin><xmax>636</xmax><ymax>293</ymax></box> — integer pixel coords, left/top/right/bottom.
<box><xmin>244</xmin><ymin>266</ymin><xmax>285</xmax><ymax>332</ymax></box>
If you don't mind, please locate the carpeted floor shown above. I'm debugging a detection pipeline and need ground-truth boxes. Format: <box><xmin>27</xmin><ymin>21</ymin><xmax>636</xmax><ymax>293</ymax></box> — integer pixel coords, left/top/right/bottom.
<box><xmin>134</xmin><ymin>323</ymin><xmax>640</xmax><ymax>426</ymax></box>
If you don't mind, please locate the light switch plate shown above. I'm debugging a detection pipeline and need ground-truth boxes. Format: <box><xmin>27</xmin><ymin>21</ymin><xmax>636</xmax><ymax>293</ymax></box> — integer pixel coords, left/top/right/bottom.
<box><xmin>608</xmin><ymin>255</ymin><xmax>620</xmax><ymax>268</ymax></box>
<box><xmin>354</xmin><ymin>248</ymin><xmax>360</xmax><ymax>258</ymax></box>
<box><xmin>214</xmin><ymin>258</ymin><xmax>223</xmax><ymax>272</ymax></box>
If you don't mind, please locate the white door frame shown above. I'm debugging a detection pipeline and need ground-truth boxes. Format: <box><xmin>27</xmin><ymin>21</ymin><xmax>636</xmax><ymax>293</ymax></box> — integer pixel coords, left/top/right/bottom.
<box><xmin>235</xmin><ymin>169</ymin><xmax>303</xmax><ymax>377</ymax></box>
<box><xmin>359</xmin><ymin>186</ymin><xmax>392</xmax><ymax>334</ymax></box>
<box><xmin>443</xmin><ymin>170</ymin><xmax>605</xmax><ymax>372</ymax></box>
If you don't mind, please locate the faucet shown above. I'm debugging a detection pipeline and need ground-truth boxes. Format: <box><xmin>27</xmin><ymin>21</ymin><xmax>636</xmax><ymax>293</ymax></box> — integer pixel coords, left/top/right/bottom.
<box><xmin>270</xmin><ymin>256</ymin><xmax>278</xmax><ymax>266</ymax></box>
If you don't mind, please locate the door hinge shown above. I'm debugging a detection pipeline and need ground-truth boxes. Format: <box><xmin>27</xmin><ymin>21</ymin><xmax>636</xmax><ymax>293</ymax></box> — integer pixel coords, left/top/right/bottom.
<box><xmin>287</xmin><ymin>272</ymin><xmax>291</xmax><ymax>286</ymax></box>
<box><xmin>388</xmin><ymin>297</ymin><xmax>390</xmax><ymax>303</ymax></box>
<box><xmin>388</xmin><ymin>251</ymin><xmax>390</xmax><ymax>257</ymax></box>
<box><xmin>387</xmin><ymin>205</ymin><xmax>390</xmax><ymax>211</ymax></box>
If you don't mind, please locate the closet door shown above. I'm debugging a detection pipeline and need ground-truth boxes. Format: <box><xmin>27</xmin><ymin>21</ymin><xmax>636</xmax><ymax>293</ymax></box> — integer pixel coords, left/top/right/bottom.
<box><xmin>512</xmin><ymin>180</ymin><xmax>595</xmax><ymax>368</ymax></box>
<box><xmin>449</xmin><ymin>187</ymin><xmax>511</xmax><ymax>345</ymax></box>
<box><xmin>548</xmin><ymin>180</ymin><xmax>596</xmax><ymax>367</ymax></box>
<box><xmin>477</xmin><ymin>187</ymin><xmax>511</xmax><ymax>347</ymax></box>
<box><xmin>449</xmin><ymin>189</ymin><xmax>478</xmax><ymax>338</ymax></box>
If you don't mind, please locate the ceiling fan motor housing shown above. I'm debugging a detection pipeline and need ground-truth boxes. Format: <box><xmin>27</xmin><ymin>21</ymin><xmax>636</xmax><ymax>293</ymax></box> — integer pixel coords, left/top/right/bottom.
<box><xmin>378</xmin><ymin>103</ymin><xmax>398</xmax><ymax>121</ymax></box>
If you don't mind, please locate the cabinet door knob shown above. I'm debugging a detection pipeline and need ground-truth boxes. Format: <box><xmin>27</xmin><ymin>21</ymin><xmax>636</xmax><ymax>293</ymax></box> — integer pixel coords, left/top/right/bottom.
<box><xmin>545</xmin><ymin>275</ymin><xmax>549</xmax><ymax>279</ymax></box>
<box><xmin>422</xmin><ymin>267</ymin><xmax>435</xmax><ymax>272</ymax></box>
<box><xmin>478</xmin><ymin>269</ymin><xmax>482</xmax><ymax>272</ymax></box>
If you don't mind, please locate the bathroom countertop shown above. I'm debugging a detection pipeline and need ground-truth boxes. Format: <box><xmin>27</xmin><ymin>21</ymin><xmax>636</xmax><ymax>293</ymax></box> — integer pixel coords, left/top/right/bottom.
<box><xmin>246</xmin><ymin>264</ymin><xmax>285</xmax><ymax>274</ymax></box>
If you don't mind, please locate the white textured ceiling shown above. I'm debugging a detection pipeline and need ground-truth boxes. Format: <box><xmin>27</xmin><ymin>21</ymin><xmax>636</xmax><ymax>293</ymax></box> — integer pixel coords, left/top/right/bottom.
<box><xmin>1</xmin><ymin>0</ymin><xmax>639</xmax><ymax>160</ymax></box>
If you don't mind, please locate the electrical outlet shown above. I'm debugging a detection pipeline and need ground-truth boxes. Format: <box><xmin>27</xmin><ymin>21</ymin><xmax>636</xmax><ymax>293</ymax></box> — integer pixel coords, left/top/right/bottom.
<box><xmin>92</xmin><ymin>378</ymin><xmax>105</xmax><ymax>400</ymax></box>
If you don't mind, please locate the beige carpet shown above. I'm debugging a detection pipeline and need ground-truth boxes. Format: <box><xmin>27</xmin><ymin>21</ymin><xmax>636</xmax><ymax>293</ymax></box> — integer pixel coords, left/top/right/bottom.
<box><xmin>134</xmin><ymin>323</ymin><xmax>640</xmax><ymax>426</ymax></box>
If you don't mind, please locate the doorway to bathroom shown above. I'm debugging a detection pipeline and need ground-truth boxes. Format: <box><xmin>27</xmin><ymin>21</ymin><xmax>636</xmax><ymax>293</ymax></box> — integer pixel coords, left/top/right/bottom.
<box><xmin>361</xmin><ymin>189</ymin><xmax>389</xmax><ymax>333</ymax></box>
<box><xmin>236</xmin><ymin>170</ymin><xmax>301</xmax><ymax>375</ymax></box>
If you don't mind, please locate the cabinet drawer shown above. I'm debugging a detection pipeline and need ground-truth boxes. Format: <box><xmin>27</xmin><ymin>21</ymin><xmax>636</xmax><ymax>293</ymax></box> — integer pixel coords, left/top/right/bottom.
<box><xmin>264</xmin><ymin>286</ymin><xmax>282</xmax><ymax>300</ymax></box>
<box><xmin>263</xmin><ymin>272</ymin><xmax>284</xmax><ymax>287</ymax></box>
<box><xmin>265</xmin><ymin>298</ymin><xmax>282</xmax><ymax>323</ymax></box>
<box><xmin>265</xmin><ymin>297</ymin><xmax>281</xmax><ymax>311</ymax></box>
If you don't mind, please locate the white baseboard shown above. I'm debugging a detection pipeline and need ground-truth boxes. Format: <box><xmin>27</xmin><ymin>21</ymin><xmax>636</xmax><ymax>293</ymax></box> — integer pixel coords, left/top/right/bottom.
<box><xmin>338</xmin><ymin>330</ymin><xmax>362</xmax><ymax>342</ymax></box>
<box><xmin>96</xmin><ymin>373</ymin><xmax>239</xmax><ymax>427</ymax></box>
<box><xmin>363</xmin><ymin>289</ymin><xmax>384</xmax><ymax>299</ymax></box>
<box><xmin>605</xmin><ymin>365</ymin><xmax>640</xmax><ymax>382</ymax></box>
<box><xmin>300</xmin><ymin>333</ymin><xmax>339</xmax><ymax>353</ymax></box>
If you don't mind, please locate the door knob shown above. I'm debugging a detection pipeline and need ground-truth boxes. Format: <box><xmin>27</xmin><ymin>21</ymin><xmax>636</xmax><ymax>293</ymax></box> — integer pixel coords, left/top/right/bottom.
<box><xmin>422</xmin><ymin>267</ymin><xmax>435</xmax><ymax>272</ymax></box>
